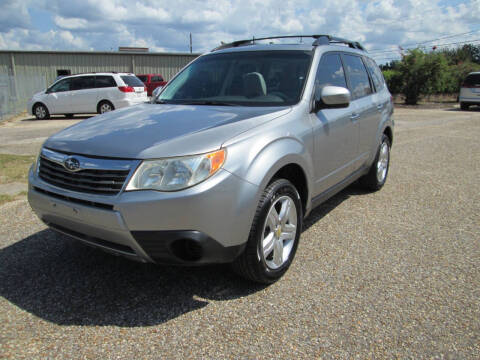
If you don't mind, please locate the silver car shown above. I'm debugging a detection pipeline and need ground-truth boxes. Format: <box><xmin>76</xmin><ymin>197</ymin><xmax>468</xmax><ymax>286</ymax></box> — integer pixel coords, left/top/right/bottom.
<box><xmin>459</xmin><ymin>72</ymin><xmax>480</xmax><ymax>110</ymax></box>
<box><xmin>28</xmin><ymin>35</ymin><xmax>394</xmax><ymax>283</ymax></box>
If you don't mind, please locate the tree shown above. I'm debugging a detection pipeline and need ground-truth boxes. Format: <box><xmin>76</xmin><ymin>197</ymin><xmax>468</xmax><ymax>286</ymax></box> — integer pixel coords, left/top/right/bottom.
<box><xmin>397</xmin><ymin>49</ymin><xmax>449</xmax><ymax>105</ymax></box>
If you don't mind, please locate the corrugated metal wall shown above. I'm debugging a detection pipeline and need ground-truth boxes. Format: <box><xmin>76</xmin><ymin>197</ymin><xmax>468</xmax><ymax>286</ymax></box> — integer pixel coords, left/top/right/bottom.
<box><xmin>0</xmin><ymin>50</ymin><xmax>199</xmax><ymax>86</ymax></box>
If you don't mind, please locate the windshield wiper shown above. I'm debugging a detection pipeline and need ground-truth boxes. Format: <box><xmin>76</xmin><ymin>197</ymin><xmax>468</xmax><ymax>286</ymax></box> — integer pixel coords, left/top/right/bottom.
<box><xmin>179</xmin><ymin>100</ymin><xmax>241</xmax><ymax>106</ymax></box>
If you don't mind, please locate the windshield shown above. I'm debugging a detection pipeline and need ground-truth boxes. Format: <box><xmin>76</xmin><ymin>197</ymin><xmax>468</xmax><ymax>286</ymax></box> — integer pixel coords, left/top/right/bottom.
<box><xmin>157</xmin><ymin>50</ymin><xmax>313</xmax><ymax>106</ymax></box>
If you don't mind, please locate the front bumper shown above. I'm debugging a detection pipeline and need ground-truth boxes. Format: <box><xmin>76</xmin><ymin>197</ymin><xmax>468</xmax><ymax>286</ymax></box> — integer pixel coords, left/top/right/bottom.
<box><xmin>28</xmin><ymin>166</ymin><xmax>258</xmax><ymax>264</ymax></box>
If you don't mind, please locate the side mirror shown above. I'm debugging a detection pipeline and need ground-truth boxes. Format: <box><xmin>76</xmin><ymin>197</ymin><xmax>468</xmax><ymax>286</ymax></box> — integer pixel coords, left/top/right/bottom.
<box><xmin>313</xmin><ymin>86</ymin><xmax>351</xmax><ymax>112</ymax></box>
<box><xmin>151</xmin><ymin>86</ymin><xmax>163</xmax><ymax>103</ymax></box>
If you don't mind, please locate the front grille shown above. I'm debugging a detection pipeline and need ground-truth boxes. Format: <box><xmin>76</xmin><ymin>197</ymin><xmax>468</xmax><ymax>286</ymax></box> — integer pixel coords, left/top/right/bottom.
<box><xmin>39</xmin><ymin>157</ymin><xmax>130</xmax><ymax>195</ymax></box>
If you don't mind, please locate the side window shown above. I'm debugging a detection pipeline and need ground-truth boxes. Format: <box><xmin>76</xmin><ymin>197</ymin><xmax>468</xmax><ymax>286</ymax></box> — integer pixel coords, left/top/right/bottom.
<box><xmin>151</xmin><ymin>76</ymin><xmax>163</xmax><ymax>82</ymax></box>
<box><xmin>95</xmin><ymin>76</ymin><xmax>116</xmax><ymax>88</ymax></box>
<box><xmin>314</xmin><ymin>53</ymin><xmax>347</xmax><ymax>99</ymax></box>
<box><xmin>71</xmin><ymin>76</ymin><xmax>95</xmax><ymax>91</ymax></box>
<box><xmin>49</xmin><ymin>78</ymin><xmax>71</xmax><ymax>93</ymax></box>
<box><xmin>364</xmin><ymin>57</ymin><xmax>385</xmax><ymax>91</ymax></box>
<box><xmin>342</xmin><ymin>54</ymin><xmax>373</xmax><ymax>99</ymax></box>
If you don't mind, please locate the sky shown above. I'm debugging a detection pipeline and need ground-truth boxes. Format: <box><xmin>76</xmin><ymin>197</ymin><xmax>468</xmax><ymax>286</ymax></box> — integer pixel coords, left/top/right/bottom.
<box><xmin>0</xmin><ymin>0</ymin><xmax>479</xmax><ymax>64</ymax></box>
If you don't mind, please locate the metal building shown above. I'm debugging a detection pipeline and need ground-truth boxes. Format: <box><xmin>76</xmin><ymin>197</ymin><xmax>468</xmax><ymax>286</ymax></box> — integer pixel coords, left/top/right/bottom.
<box><xmin>0</xmin><ymin>50</ymin><xmax>200</xmax><ymax>85</ymax></box>
<box><xmin>0</xmin><ymin>50</ymin><xmax>200</xmax><ymax>120</ymax></box>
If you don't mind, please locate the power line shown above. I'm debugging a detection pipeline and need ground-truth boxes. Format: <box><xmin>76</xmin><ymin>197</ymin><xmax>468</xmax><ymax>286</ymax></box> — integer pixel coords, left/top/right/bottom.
<box><xmin>368</xmin><ymin>28</ymin><xmax>480</xmax><ymax>53</ymax></box>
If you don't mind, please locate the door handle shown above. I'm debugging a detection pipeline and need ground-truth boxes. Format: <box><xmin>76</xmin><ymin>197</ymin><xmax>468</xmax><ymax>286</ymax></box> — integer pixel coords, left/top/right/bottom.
<box><xmin>350</xmin><ymin>113</ymin><xmax>360</xmax><ymax>121</ymax></box>
<box><xmin>376</xmin><ymin>104</ymin><xmax>383</xmax><ymax>110</ymax></box>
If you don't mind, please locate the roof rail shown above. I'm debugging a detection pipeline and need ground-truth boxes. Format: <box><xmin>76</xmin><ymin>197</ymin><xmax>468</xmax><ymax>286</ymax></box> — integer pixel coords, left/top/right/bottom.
<box><xmin>211</xmin><ymin>35</ymin><xmax>365</xmax><ymax>52</ymax></box>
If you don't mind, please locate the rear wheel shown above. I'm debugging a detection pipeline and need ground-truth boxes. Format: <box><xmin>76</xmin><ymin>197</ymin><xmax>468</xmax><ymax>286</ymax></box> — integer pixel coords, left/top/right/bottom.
<box><xmin>98</xmin><ymin>101</ymin><xmax>114</xmax><ymax>114</ymax></box>
<box><xmin>460</xmin><ymin>102</ymin><xmax>469</xmax><ymax>111</ymax></box>
<box><xmin>232</xmin><ymin>179</ymin><xmax>302</xmax><ymax>284</ymax></box>
<box><xmin>33</xmin><ymin>103</ymin><xmax>49</xmax><ymax>120</ymax></box>
<box><xmin>359</xmin><ymin>134</ymin><xmax>391</xmax><ymax>191</ymax></box>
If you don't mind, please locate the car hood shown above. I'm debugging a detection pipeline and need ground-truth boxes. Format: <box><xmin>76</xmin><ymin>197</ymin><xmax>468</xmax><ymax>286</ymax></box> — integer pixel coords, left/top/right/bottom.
<box><xmin>44</xmin><ymin>103</ymin><xmax>291</xmax><ymax>159</ymax></box>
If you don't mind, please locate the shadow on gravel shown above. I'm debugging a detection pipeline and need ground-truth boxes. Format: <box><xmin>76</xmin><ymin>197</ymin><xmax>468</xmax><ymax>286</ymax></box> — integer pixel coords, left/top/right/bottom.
<box><xmin>0</xmin><ymin>229</ymin><xmax>265</xmax><ymax>327</ymax></box>
<box><xmin>303</xmin><ymin>184</ymin><xmax>371</xmax><ymax>232</ymax></box>
<box><xmin>21</xmin><ymin>115</ymin><xmax>93</xmax><ymax>122</ymax></box>
<box><xmin>0</xmin><ymin>184</ymin><xmax>366</xmax><ymax>327</ymax></box>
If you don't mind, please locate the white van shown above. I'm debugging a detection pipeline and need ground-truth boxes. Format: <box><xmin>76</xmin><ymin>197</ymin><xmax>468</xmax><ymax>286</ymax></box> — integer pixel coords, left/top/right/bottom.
<box><xmin>28</xmin><ymin>73</ymin><xmax>148</xmax><ymax>119</ymax></box>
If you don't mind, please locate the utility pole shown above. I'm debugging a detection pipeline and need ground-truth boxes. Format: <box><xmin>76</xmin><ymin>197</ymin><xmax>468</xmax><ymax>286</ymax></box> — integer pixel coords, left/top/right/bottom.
<box><xmin>189</xmin><ymin>33</ymin><xmax>192</xmax><ymax>53</ymax></box>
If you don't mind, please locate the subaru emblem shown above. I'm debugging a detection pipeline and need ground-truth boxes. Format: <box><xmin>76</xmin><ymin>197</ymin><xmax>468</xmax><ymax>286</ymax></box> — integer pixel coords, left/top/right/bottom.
<box><xmin>63</xmin><ymin>156</ymin><xmax>81</xmax><ymax>172</ymax></box>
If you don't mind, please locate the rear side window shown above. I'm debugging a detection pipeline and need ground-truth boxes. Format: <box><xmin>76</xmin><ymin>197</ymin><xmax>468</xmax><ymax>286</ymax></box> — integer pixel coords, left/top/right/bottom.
<box><xmin>137</xmin><ymin>75</ymin><xmax>148</xmax><ymax>82</ymax></box>
<box><xmin>364</xmin><ymin>57</ymin><xmax>385</xmax><ymax>91</ymax></box>
<box><xmin>342</xmin><ymin>54</ymin><xmax>373</xmax><ymax>99</ymax></box>
<box><xmin>95</xmin><ymin>76</ymin><xmax>116</xmax><ymax>88</ymax></box>
<box><xmin>315</xmin><ymin>53</ymin><xmax>347</xmax><ymax>97</ymax></box>
<box><xmin>71</xmin><ymin>76</ymin><xmax>95</xmax><ymax>90</ymax></box>
<box><xmin>121</xmin><ymin>76</ymin><xmax>145</xmax><ymax>87</ymax></box>
<box><xmin>464</xmin><ymin>74</ymin><xmax>480</xmax><ymax>86</ymax></box>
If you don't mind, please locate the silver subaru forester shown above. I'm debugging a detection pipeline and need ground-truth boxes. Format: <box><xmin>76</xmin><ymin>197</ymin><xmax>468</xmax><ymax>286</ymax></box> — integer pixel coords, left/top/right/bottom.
<box><xmin>28</xmin><ymin>35</ymin><xmax>394</xmax><ymax>283</ymax></box>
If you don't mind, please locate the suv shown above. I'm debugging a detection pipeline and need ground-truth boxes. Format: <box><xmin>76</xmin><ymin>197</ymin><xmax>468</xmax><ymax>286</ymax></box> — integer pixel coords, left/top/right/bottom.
<box><xmin>28</xmin><ymin>35</ymin><xmax>394</xmax><ymax>283</ymax></box>
<box><xmin>28</xmin><ymin>73</ymin><xmax>148</xmax><ymax>119</ymax></box>
<box><xmin>459</xmin><ymin>72</ymin><xmax>480</xmax><ymax>110</ymax></box>
<box><xmin>136</xmin><ymin>74</ymin><xmax>167</xmax><ymax>96</ymax></box>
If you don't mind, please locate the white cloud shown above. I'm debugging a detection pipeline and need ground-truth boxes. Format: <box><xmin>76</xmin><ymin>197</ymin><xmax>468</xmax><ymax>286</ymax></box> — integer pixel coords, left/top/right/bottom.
<box><xmin>0</xmin><ymin>0</ymin><xmax>478</xmax><ymax>64</ymax></box>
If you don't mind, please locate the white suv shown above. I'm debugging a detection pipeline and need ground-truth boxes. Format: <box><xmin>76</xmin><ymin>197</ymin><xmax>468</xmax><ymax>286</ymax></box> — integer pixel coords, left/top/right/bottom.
<box><xmin>28</xmin><ymin>73</ymin><xmax>148</xmax><ymax>119</ymax></box>
<box><xmin>459</xmin><ymin>72</ymin><xmax>480</xmax><ymax>110</ymax></box>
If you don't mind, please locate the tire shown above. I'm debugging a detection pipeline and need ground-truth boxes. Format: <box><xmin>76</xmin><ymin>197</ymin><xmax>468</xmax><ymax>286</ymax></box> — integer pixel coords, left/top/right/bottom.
<box><xmin>33</xmin><ymin>103</ymin><xmax>49</xmax><ymax>120</ymax></box>
<box><xmin>98</xmin><ymin>101</ymin><xmax>114</xmax><ymax>114</ymax></box>
<box><xmin>64</xmin><ymin>114</ymin><xmax>74</xmax><ymax>118</ymax></box>
<box><xmin>359</xmin><ymin>134</ymin><xmax>391</xmax><ymax>191</ymax></box>
<box><xmin>232</xmin><ymin>179</ymin><xmax>302</xmax><ymax>284</ymax></box>
<box><xmin>460</xmin><ymin>102</ymin><xmax>469</xmax><ymax>111</ymax></box>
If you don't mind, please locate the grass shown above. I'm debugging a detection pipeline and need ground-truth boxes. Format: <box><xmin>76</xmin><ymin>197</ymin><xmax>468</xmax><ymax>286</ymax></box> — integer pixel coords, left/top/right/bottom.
<box><xmin>0</xmin><ymin>191</ymin><xmax>27</xmax><ymax>206</ymax></box>
<box><xmin>0</xmin><ymin>154</ymin><xmax>35</xmax><ymax>184</ymax></box>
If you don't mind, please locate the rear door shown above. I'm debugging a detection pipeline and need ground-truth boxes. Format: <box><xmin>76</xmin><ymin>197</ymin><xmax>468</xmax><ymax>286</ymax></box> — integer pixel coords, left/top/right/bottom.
<box><xmin>70</xmin><ymin>76</ymin><xmax>97</xmax><ymax>113</ymax></box>
<box><xmin>120</xmin><ymin>75</ymin><xmax>146</xmax><ymax>98</ymax></box>
<box><xmin>362</xmin><ymin>57</ymin><xmax>390</xmax><ymax>157</ymax></box>
<box><xmin>310</xmin><ymin>52</ymin><xmax>359</xmax><ymax>195</ymax></box>
<box><xmin>341</xmin><ymin>53</ymin><xmax>376</xmax><ymax>169</ymax></box>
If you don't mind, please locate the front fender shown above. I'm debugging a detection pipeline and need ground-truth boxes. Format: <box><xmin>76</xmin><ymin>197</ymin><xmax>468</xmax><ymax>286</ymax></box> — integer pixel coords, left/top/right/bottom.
<box><xmin>224</xmin><ymin>136</ymin><xmax>314</xmax><ymax>210</ymax></box>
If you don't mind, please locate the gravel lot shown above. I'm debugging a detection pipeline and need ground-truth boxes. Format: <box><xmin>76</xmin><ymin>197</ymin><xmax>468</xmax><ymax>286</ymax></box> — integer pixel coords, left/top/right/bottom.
<box><xmin>1</xmin><ymin>107</ymin><xmax>479</xmax><ymax>359</ymax></box>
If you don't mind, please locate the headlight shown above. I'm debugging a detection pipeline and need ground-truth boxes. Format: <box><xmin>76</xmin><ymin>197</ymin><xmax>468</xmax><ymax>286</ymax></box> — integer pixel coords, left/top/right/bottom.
<box><xmin>126</xmin><ymin>149</ymin><xmax>226</xmax><ymax>191</ymax></box>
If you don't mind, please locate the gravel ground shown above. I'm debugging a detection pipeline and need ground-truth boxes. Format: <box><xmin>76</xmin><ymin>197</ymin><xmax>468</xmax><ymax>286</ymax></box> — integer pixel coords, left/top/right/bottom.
<box><xmin>0</xmin><ymin>107</ymin><xmax>479</xmax><ymax>359</ymax></box>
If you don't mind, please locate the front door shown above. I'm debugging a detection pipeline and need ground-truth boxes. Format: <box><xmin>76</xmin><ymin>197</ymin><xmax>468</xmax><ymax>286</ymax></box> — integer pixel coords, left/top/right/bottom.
<box><xmin>310</xmin><ymin>53</ymin><xmax>359</xmax><ymax>196</ymax></box>
<box><xmin>45</xmin><ymin>78</ymin><xmax>72</xmax><ymax>114</ymax></box>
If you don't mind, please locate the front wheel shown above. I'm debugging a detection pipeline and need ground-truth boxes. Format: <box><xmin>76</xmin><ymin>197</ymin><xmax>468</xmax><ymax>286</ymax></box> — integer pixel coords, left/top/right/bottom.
<box><xmin>33</xmin><ymin>104</ymin><xmax>49</xmax><ymax>120</ymax></box>
<box><xmin>232</xmin><ymin>179</ymin><xmax>302</xmax><ymax>284</ymax></box>
<box><xmin>359</xmin><ymin>134</ymin><xmax>391</xmax><ymax>191</ymax></box>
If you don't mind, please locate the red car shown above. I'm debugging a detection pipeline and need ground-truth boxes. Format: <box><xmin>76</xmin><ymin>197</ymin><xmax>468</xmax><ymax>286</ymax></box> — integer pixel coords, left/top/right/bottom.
<box><xmin>136</xmin><ymin>74</ymin><xmax>167</xmax><ymax>96</ymax></box>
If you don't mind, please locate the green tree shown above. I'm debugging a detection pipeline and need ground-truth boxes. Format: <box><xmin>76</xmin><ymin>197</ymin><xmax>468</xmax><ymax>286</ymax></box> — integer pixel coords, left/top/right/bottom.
<box><xmin>397</xmin><ymin>49</ymin><xmax>449</xmax><ymax>104</ymax></box>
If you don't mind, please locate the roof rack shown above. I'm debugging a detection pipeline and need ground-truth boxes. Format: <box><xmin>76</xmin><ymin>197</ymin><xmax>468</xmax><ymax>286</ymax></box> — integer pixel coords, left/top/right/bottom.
<box><xmin>211</xmin><ymin>35</ymin><xmax>365</xmax><ymax>52</ymax></box>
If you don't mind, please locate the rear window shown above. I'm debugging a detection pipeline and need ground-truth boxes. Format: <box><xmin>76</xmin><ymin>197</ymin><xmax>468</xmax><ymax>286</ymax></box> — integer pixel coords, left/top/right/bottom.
<box><xmin>137</xmin><ymin>75</ymin><xmax>148</xmax><ymax>82</ymax></box>
<box><xmin>121</xmin><ymin>76</ymin><xmax>145</xmax><ymax>87</ymax></box>
<box><xmin>364</xmin><ymin>57</ymin><xmax>385</xmax><ymax>91</ymax></box>
<box><xmin>95</xmin><ymin>76</ymin><xmax>116</xmax><ymax>88</ymax></box>
<box><xmin>464</xmin><ymin>74</ymin><xmax>480</xmax><ymax>86</ymax></box>
<box><xmin>151</xmin><ymin>75</ymin><xmax>163</xmax><ymax>82</ymax></box>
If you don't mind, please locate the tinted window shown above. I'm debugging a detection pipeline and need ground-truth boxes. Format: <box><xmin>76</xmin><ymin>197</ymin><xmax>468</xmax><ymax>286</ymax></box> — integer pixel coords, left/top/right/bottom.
<box><xmin>137</xmin><ymin>75</ymin><xmax>148</xmax><ymax>82</ymax></box>
<box><xmin>342</xmin><ymin>54</ymin><xmax>372</xmax><ymax>99</ymax></box>
<box><xmin>49</xmin><ymin>78</ymin><xmax>71</xmax><ymax>92</ymax></box>
<box><xmin>121</xmin><ymin>76</ymin><xmax>145</xmax><ymax>87</ymax></box>
<box><xmin>71</xmin><ymin>76</ymin><xmax>95</xmax><ymax>90</ymax></box>
<box><xmin>151</xmin><ymin>76</ymin><xmax>163</xmax><ymax>82</ymax></box>
<box><xmin>364</xmin><ymin>57</ymin><xmax>385</xmax><ymax>91</ymax></box>
<box><xmin>95</xmin><ymin>76</ymin><xmax>116</xmax><ymax>88</ymax></box>
<box><xmin>158</xmin><ymin>51</ymin><xmax>313</xmax><ymax>106</ymax></box>
<box><xmin>464</xmin><ymin>74</ymin><xmax>480</xmax><ymax>86</ymax></box>
<box><xmin>314</xmin><ymin>54</ymin><xmax>347</xmax><ymax>99</ymax></box>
